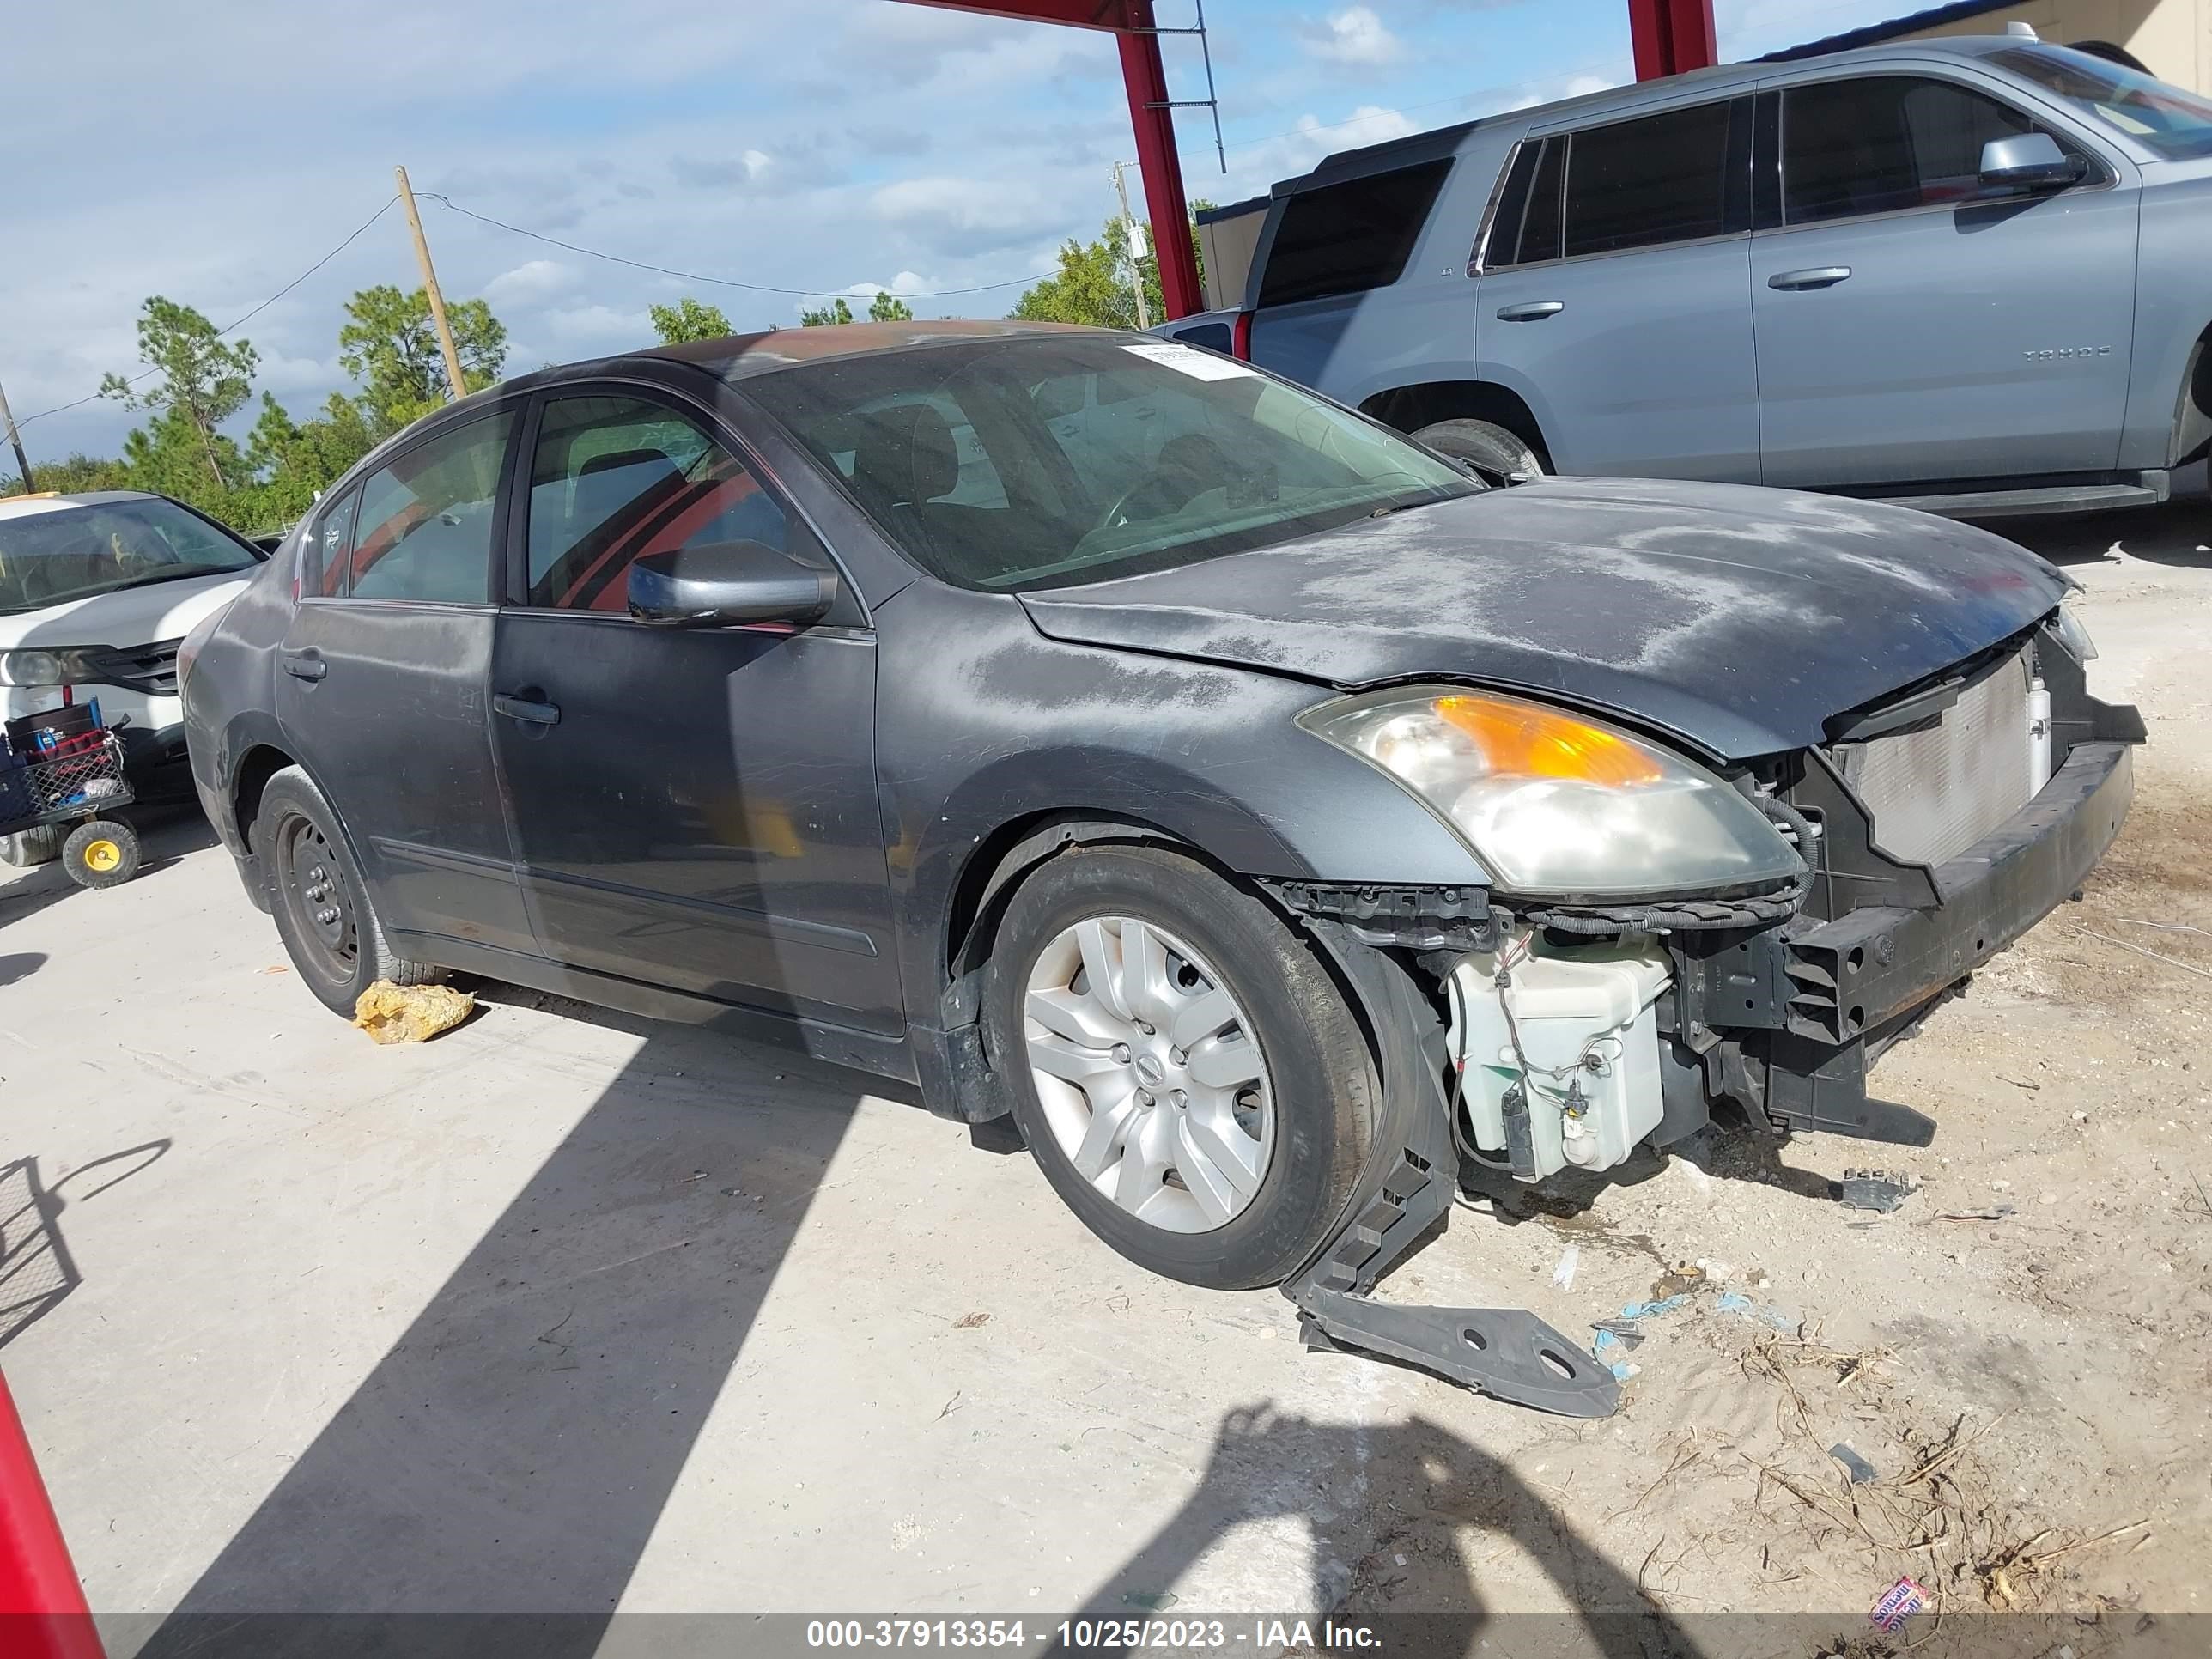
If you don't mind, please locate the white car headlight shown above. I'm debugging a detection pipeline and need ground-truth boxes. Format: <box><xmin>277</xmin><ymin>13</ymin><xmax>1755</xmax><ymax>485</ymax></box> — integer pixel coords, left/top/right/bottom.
<box><xmin>0</xmin><ymin>648</ymin><xmax>75</xmax><ymax>687</ymax></box>
<box><xmin>1300</xmin><ymin>686</ymin><xmax>1804</xmax><ymax>897</ymax></box>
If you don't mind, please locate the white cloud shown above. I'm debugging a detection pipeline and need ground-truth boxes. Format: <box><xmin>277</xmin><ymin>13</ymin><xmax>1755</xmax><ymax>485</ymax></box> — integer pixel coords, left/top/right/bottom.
<box><xmin>1563</xmin><ymin>74</ymin><xmax>1620</xmax><ymax>99</ymax></box>
<box><xmin>1305</xmin><ymin>7</ymin><xmax>1404</xmax><ymax>68</ymax></box>
<box><xmin>482</xmin><ymin>259</ymin><xmax>578</xmax><ymax>305</ymax></box>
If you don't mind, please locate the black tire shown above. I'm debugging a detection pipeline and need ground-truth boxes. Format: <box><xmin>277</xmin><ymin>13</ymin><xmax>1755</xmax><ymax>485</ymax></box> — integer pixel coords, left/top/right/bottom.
<box><xmin>1</xmin><ymin>825</ymin><xmax>62</xmax><ymax>867</ymax></box>
<box><xmin>1412</xmin><ymin>417</ymin><xmax>1545</xmax><ymax>486</ymax></box>
<box><xmin>254</xmin><ymin>764</ymin><xmax>439</xmax><ymax>1016</ymax></box>
<box><xmin>982</xmin><ymin>845</ymin><xmax>1376</xmax><ymax>1291</ymax></box>
<box><xmin>60</xmin><ymin>820</ymin><xmax>141</xmax><ymax>889</ymax></box>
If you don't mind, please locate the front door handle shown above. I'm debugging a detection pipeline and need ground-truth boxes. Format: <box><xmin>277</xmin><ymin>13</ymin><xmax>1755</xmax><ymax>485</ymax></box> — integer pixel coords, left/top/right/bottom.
<box><xmin>1768</xmin><ymin>266</ymin><xmax>1852</xmax><ymax>290</ymax></box>
<box><xmin>492</xmin><ymin>694</ymin><xmax>561</xmax><ymax>726</ymax></box>
<box><xmin>1495</xmin><ymin>301</ymin><xmax>1565</xmax><ymax>321</ymax></box>
<box><xmin>282</xmin><ymin>650</ymin><xmax>326</xmax><ymax>683</ymax></box>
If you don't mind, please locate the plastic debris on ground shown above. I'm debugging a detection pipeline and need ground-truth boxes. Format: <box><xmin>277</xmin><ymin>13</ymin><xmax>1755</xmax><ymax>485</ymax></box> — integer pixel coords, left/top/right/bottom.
<box><xmin>1838</xmin><ymin>1168</ymin><xmax>1918</xmax><ymax>1212</ymax></box>
<box><xmin>1829</xmin><ymin>1443</ymin><xmax>1879</xmax><ymax>1485</ymax></box>
<box><xmin>352</xmin><ymin>981</ymin><xmax>476</xmax><ymax>1044</ymax></box>
<box><xmin>1716</xmin><ymin>1289</ymin><xmax>1802</xmax><ymax>1332</ymax></box>
<box><xmin>1869</xmin><ymin>1575</ymin><xmax>1930</xmax><ymax>1632</ymax></box>
<box><xmin>1552</xmin><ymin>1243</ymin><xmax>1581</xmax><ymax>1290</ymax></box>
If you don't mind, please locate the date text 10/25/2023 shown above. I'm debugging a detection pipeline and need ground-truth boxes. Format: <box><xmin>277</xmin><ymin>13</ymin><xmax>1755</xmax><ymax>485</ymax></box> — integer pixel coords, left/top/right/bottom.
<box><xmin>805</xmin><ymin>1619</ymin><xmax>1385</xmax><ymax>1650</ymax></box>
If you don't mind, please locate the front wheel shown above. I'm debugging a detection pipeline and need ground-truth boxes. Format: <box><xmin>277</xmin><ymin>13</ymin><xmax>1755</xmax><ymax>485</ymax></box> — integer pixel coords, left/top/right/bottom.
<box><xmin>1411</xmin><ymin>417</ymin><xmax>1545</xmax><ymax>488</ymax></box>
<box><xmin>983</xmin><ymin>846</ymin><xmax>1376</xmax><ymax>1290</ymax></box>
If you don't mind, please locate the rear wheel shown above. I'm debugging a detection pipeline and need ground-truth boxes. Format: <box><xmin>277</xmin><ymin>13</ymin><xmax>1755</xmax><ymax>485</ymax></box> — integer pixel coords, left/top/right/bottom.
<box><xmin>255</xmin><ymin>765</ymin><xmax>439</xmax><ymax>1016</ymax></box>
<box><xmin>1</xmin><ymin>826</ymin><xmax>61</xmax><ymax>868</ymax></box>
<box><xmin>1412</xmin><ymin>417</ymin><xmax>1545</xmax><ymax>487</ymax></box>
<box><xmin>983</xmin><ymin>845</ymin><xmax>1376</xmax><ymax>1290</ymax></box>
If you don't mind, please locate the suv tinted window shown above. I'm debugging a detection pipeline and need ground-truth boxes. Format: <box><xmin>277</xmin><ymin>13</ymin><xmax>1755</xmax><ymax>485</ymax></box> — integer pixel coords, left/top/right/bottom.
<box><xmin>1486</xmin><ymin>137</ymin><xmax>1565</xmax><ymax>269</ymax></box>
<box><xmin>1257</xmin><ymin>159</ymin><xmax>1451</xmax><ymax>307</ymax></box>
<box><xmin>1782</xmin><ymin>75</ymin><xmax>2065</xmax><ymax>225</ymax></box>
<box><xmin>1564</xmin><ymin>100</ymin><xmax>1736</xmax><ymax>258</ymax></box>
<box><xmin>523</xmin><ymin>395</ymin><xmax>788</xmax><ymax>611</ymax></box>
<box><xmin>348</xmin><ymin>413</ymin><xmax>511</xmax><ymax>604</ymax></box>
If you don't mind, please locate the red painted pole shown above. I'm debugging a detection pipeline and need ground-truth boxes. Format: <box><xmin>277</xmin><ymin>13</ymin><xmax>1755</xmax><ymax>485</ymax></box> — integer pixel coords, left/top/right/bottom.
<box><xmin>1115</xmin><ymin>1</ymin><xmax>1204</xmax><ymax>320</ymax></box>
<box><xmin>0</xmin><ymin>1372</ymin><xmax>104</xmax><ymax>1659</ymax></box>
<box><xmin>1628</xmin><ymin>0</ymin><xmax>1718</xmax><ymax>80</ymax></box>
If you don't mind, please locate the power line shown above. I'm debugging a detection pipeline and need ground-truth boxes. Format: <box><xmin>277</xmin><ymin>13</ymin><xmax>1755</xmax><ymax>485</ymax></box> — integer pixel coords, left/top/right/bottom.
<box><xmin>422</xmin><ymin>192</ymin><xmax>1054</xmax><ymax>299</ymax></box>
<box><xmin>16</xmin><ymin>195</ymin><xmax>400</xmax><ymax>429</ymax></box>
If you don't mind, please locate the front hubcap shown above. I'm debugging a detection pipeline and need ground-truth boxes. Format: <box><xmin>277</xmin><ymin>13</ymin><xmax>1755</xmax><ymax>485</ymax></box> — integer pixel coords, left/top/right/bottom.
<box><xmin>1023</xmin><ymin>915</ymin><xmax>1273</xmax><ymax>1234</ymax></box>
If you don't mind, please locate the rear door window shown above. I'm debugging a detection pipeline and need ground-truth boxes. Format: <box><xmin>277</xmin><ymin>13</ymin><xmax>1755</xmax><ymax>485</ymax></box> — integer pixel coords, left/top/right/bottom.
<box><xmin>1257</xmin><ymin>158</ymin><xmax>1452</xmax><ymax>307</ymax></box>
<box><xmin>347</xmin><ymin>414</ymin><xmax>512</xmax><ymax>604</ymax></box>
<box><xmin>1780</xmin><ymin>74</ymin><xmax>2072</xmax><ymax>225</ymax></box>
<box><xmin>1562</xmin><ymin>100</ymin><xmax>1737</xmax><ymax>258</ymax></box>
<box><xmin>1485</xmin><ymin>137</ymin><xmax>1565</xmax><ymax>268</ymax></box>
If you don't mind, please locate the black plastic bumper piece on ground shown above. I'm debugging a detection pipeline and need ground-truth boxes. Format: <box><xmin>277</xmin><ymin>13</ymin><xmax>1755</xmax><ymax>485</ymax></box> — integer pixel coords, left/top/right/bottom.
<box><xmin>1283</xmin><ymin>921</ymin><xmax>1620</xmax><ymax>1419</ymax></box>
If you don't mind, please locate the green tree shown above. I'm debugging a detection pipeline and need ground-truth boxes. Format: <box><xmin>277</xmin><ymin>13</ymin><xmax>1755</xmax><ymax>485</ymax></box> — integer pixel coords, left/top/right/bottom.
<box><xmin>240</xmin><ymin>391</ymin><xmax>379</xmax><ymax>532</ymax></box>
<box><xmin>867</xmin><ymin>289</ymin><xmax>914</xmax><ymax>323</ymax></box>
<box><xmin>799</xmin><ymin>295</ymin><xmax>854</xmax><ymax>328</ymax></box>
<box><xmin>1009</xmin><ymin>206</ymin><xmax>1211</xmax><ymax>330</ymax></box>
<box><xmin>649</xmin><ymin>296</ymin><xmax>734</xmax><ymax>345</ymax></box>
<box><xmin>100</xmin><ymin>296</ymin><xmax>258</xmax><ymax>495</ymax></box>
<box><xmin>2</xmin><ymin>453</ymin><xmax>131</xmax><ymax>497</ymax></box>
<box><xmin>338</xmin><ymin>284</ymin><xmax>507</xmax><ymax>438</ymax></box>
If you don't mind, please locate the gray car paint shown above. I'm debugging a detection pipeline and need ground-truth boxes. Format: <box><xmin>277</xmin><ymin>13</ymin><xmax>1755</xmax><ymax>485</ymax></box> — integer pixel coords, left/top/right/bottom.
<box><xmin>182</xmin><ymin>322</ymin><xmax>2071</xmax><ymax>1108</ymax></box>
<box><xmin>1228</xmin><ymin>39</ymin><xmax>2204</xmax><ymax>495</ymax></box>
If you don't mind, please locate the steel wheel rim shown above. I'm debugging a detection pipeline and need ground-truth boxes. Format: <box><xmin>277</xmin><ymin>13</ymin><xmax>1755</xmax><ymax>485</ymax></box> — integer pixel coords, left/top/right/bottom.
<box><xmin>1023</xmin><ymin>915</ymin><xmax>1275</xmax><ymax>1234</ymax></box>
<box><xmin>277</xmin><ymin>816</ymin><xmax>357</xmax><ymax>981</ymax></box>
<box><xmin>82</xmin><ymin>838</ymin><xmax>122</xmax><ymax>873</ymax></box>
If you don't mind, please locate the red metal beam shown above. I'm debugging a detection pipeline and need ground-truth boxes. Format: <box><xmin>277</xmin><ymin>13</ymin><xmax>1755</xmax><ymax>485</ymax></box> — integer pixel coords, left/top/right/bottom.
<box><xmin>0</xmin><ymin>1372</ymin><xmax>105</xmax><ymax>1659</ymax></box>
<box><xmin>1627</xmin><ymin>0</ymin><xmax>1718</xmax><ymax>80</ymax></box>
<box><xmin>890</xmin><ymin>1</ymin><xmax>1206</xmax><ymax>319</ymax></box>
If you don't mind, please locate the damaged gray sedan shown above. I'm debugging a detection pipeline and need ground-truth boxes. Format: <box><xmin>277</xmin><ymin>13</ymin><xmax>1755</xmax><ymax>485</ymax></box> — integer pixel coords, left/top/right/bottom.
<box><xmin>184</xmin><ymin>321</ymin><xmax>2140</xmax><ymax>1414</ymax></box>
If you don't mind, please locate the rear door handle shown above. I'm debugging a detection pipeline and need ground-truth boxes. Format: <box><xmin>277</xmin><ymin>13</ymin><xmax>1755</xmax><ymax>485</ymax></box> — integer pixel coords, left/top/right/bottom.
<box><xmin>282</xmin><ymin>650</ymin><xmax>326</xmax><ymax>683</ymax></box>
<box><xmin>1495</xmin><ymin>301</ymin><xmax>1565</xmax><ymax>321</ymax></box>
<box><xmin>1767</xmin><ymin>266</ymin><xmax>1852</xmax><ymax>290</ymax></box>
<box><xmin>492</xmin><ymin>694</ymin><xmax>561</xmax><ymax>726</ymax></box>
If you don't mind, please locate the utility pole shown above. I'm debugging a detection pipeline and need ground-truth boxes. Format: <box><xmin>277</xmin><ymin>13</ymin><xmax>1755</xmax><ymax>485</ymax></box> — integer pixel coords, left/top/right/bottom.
<box><xmin>0</xmin><ymin>377</ymin><xmax>33</xmax><ymax>493</ymax></box>
<box><xmin>1111</xmin><ymin>161</ymin><xmax>1152</xmax><ymax>332</ymax></box>
<box><xmin>394</xmin><ymin>166</ymin><xmax>470</xmax><ymax>403</ymax></box>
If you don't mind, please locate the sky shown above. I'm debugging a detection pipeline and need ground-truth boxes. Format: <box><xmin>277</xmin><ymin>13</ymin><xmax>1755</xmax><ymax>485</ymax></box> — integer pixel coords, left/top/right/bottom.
<box><xmin>3</xmin><ymin>0</ymin><xmax>1923</xmax><ymax>464</ymax></box>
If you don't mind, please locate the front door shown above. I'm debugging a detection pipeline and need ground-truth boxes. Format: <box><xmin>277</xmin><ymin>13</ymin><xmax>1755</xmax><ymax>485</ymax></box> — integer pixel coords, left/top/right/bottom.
<box><xmin>1752</xmin><ymin>71</ymin><xmax>2138</xmax><ymax>489</ymax></box>
<box><xmin>488</xmin><ymin>388</ymin><xmax>902</xmax><ymax>1036</ymax></box>
<box><xmin>275</xmin><ymin>408</ymin><xmax>532</xmax><ymax>955</ymax></box>
<box><xmin>1474</xmin><ymin>95</ymin><xmax>1760</xmax><ymax>482</ymax></box>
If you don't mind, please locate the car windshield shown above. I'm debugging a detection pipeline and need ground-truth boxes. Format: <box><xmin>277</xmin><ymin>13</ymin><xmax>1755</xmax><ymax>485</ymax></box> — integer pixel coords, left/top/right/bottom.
<box><xmin>1993</xmin><ymin>46</ymin><xmax>2212</xmax><ymax>160</ymax></box>
<box><xmin>0</xmin><ymin>497</ymin><xmax>259</xmax><ymax>616</ymax></box>
<box><xmin>741</xmin><ymin>334</ymin><xmax>1477</xmax><ymax>591</ymax></box>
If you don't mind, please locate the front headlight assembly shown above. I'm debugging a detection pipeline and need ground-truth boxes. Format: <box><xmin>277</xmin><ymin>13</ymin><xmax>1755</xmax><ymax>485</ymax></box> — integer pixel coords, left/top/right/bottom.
<box><xmin>0</xmin><ymin>648</ymin><xmax>92</xmax><ymax>687</ymax></box>
<box><xmin>1299</xmin><ymin>686</ymin><xmax>1803</xmax><ymax>898</ymax></box>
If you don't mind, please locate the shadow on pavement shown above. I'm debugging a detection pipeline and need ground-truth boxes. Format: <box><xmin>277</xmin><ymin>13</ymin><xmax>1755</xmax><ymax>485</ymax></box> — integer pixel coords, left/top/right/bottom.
<box><xmin>0</xmin><ymin>807</ymin><xmax>218</xmax><ymax>936</ymax></box>
<box><xmin>2001</xmin><ymin>495</ymin><xmax>2212</xmax><ymax>568</ymax></box>
<box><xmin>1056</xmin><ymin>1405</ymin><xmax>1703</xmax><ymax>1659</ymax></box>
<box><xmin>136</xmin><ymin>1013</ymin><xmax>869</xmax><ymax>1659</ymax></box>
<box><xmin>1</xmin><ymin>1141</ymin><xmax>172</xmax><ymax>1350</ymax></box>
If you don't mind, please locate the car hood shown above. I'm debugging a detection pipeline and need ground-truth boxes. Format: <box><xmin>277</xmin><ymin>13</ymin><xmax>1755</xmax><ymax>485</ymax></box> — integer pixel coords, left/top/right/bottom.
<box><xmin>0</xmin><ymin>568</ymin><xmax>256</xmax><ymax>653</ymax></box>
<box><xmin>1018</xmin><ymin>478</ymin><xmax>2067</xmax><ymax>759</ymax></box>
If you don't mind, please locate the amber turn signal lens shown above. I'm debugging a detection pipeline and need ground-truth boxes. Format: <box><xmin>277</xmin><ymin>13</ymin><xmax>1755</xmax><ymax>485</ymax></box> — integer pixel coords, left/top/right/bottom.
<box><xmin>1434</xmin><ymin>695</ymin><xmax>1665</xmax><ymax>787</ymax></box>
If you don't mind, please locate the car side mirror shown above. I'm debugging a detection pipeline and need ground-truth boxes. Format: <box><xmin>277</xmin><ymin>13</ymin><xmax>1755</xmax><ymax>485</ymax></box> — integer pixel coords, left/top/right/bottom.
<box><xmin>1979</xmin><ymin>132</ymin><xmax>2076</xmax><ymax>193</ymax></box>
<box><xmin>627</xmin><ymin>539</ymin><xmax>838</xmax><ymax>628</ymax></box>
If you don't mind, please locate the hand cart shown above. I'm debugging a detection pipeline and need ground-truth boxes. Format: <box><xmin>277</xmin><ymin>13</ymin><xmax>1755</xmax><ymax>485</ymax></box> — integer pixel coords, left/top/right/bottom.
<box><xmin>0</xmin><ymin>729</ymin><xmax>142</xmax><ymax>890</ymax></box>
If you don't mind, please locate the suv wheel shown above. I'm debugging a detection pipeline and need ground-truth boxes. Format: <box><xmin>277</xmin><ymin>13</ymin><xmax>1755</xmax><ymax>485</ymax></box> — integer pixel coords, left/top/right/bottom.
<box><xmin>983</xmin><ymin>845</ymin><xmax>1376</xmax><ymax>1290</ymax></box>
<box><xmin>1</xmin><ymin>826</ymin><xmax>62</xmax><ymax>867</ymax></box>
<box><xmin>255</xmin><ymin>765</ymin><xmax>440</xmax><ymax>1016</ymax></box>
<box><xmin>1413</xmin><ymin>417</ymin><xmax>1545</xmax><ymax>487</ymax></box>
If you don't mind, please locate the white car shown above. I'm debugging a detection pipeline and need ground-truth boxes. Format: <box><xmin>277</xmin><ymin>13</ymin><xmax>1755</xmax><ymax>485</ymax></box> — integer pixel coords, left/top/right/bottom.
<box><xmin>1</xmin><ymin>489</ymin><xmax>264</xmax><ymax>863</ymax></box>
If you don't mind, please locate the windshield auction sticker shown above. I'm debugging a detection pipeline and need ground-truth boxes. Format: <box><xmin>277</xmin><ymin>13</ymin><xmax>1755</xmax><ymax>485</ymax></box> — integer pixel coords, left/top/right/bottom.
<box><xmin>1122</xmin><ymin>341</ymin><xmax>1255</xmax><ymax>381</ymax></box>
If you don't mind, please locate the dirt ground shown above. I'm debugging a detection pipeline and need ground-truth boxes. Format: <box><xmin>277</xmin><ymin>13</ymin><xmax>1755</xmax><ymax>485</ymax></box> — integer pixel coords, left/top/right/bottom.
<box><xmin>3</xmin><ymin>502</ymin><xmax>2206</xmax><ymax>1656</ymax></box>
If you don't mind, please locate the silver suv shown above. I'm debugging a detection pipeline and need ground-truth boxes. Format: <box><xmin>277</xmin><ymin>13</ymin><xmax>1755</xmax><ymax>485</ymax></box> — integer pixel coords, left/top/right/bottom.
<box><xmin>1164</xmin><ymin>37</ymin><xmax>2212</xmax><ymax>518</ymax></box>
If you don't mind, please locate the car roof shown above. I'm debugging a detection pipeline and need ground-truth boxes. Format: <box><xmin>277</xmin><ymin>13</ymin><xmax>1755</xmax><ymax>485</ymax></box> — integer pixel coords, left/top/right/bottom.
<box><xmin>0</xmin><ymin>489</ymin><xmax>163</xmax><ymax>520</ymax></box>
<box><xmin>1301</xmin><ymin>34</ymin><xmax>2033</xmax><ymax>186</ymax></box>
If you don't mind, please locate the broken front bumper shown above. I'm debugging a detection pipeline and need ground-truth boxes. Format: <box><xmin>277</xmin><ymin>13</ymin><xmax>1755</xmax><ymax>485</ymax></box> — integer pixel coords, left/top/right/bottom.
<box><xmin>1685</xmin><ymin>740</ymin><xmax>2135</xmax><ymax>1143</ymax></box>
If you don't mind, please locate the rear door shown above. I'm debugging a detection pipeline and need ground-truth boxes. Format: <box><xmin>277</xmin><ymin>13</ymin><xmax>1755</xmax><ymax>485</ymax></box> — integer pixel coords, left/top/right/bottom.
<box><xmin>487</xmin><ymin>386</ymin><xmax>902</xmax><ymax>1036</ymax></box>
<box><xmin>1474</xmin><ymin>95</ymin><xmax>1760</xmax><ymax>480</ymax></box>
<box><xmin>1750</xmin><ymin>70</ymin><xmax>2138</xmax><ymax>489</ymax></box>
<box><xmin>275</xmin><ymin>408</ymin><xmax>532</xmax><ymax>955</ymax></box>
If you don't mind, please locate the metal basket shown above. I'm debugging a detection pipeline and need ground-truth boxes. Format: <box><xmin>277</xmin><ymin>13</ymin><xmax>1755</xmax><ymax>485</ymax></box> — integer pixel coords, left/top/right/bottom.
<box><xmin>0</xmin><ymin>731</ymin><xmax>134</xmax><ymax>835</ymax></box>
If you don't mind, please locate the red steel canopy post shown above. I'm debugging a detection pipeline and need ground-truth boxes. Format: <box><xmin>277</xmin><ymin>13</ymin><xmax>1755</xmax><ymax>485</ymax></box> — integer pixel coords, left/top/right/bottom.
<box><xmin>0</xmin><ymin>1372</ymin><xmax>105</xmax><ymax>1659</ymax></box>
<box><xmin>892</xmin><ymin>1</ymin><xmax>1206</xmax><ymax>319</ymax></box>
<box><xmin>1627</xmin><ymin>0</ymin><xmax>1718</xmax><ymax>80</ymax></box>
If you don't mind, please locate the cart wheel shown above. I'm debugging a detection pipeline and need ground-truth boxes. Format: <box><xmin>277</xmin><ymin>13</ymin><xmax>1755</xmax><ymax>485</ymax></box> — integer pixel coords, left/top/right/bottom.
<box><xmin>62</xmin><ymin>820</ymin><xmax>142</xmax><ymax>890</ymax></box>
